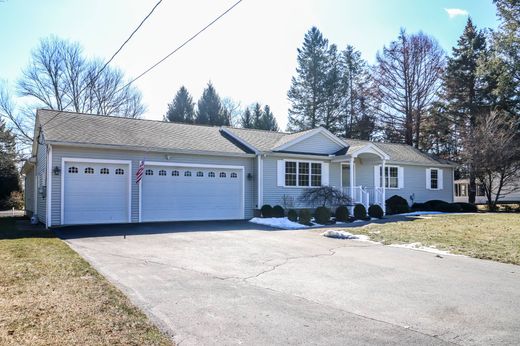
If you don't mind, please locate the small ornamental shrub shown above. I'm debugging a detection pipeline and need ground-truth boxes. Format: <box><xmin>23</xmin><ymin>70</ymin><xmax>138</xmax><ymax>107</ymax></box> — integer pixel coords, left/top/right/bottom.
<box><xmin>335</xmin><ymin>206</ymin><xmax>349</xmax><ymax>222</ymax></box>
<box><xmin>314</xmin><ymin>206</ymin><xmax>331</xmax><ymax>224</ymax></box>
<box><xmin>385</xmin><ymin>195</ymin><xmax>410</xmax><ymax>215</ymax></box>
<box><xmin>368</xmin><ymin>204</ymin><xmax>384</xmax><ymax>219</ymax></box>
<box><xmin>287</xmin><ymin>209</ymin><xmax>298</xmax><ymax>222</ymax></box>
<box><xmin>353</xmin><ymin>204</ymin><xmax>367</xmax><ymax>220</ymax></box>
<box><xmin>272</xmin><ymin>205</ymin><xmax>285</xmax><ymax>218</ymax></box>
<box><xmin>299</xmin><ymin>209</ymin><xmax>312</xmax><ymax>225</ymax></box>
<box><xmin>260</xmin><ymin>204</ymin><xmax>273</xmax><ymax>218</ymax></box>
<box><xmin>424</xmin><ymin>200</ymin><xmax>461</xmax><ymax>213</ymax></box>
<box><xmin>411</xmin><ymin>202</ymin><xmax>429</xmax><ymax>211</ymax></box>
<box><xmin>454</xmin><ymin>202</ymin><xmax>478</xmax><ymax>213</ymax></box>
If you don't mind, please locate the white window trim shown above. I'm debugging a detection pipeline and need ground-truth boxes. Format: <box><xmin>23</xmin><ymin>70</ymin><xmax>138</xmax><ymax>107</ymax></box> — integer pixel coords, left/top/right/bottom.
<box><xmin>60</xmin><ymin>157</ymin><xmax>132</xmax><ymax>226</ymax></box>
<box><xmin>427</xmin><ymin>168</ymin><xmax>443</xmax><ymax>190</ymax></box>
<box><xmin>283</xmin><ymin>160</ymin><xmax>323</xmax><ymax>188</ymax></box>
<box><xmin>381</xmin><ymin>165</ymin><xmax>401</xmax><ymax>190</ymax></box>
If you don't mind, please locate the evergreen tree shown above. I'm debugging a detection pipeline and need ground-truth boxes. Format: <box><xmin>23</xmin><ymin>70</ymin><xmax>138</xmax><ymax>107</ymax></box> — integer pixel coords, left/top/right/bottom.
<box><xmin>287</xmin><ymin>27</ymin><xmax>330</xmax><ymax>131</ymax></box>
<box><xmin>196</xmin><ymin>82</ymin><xmax>228</xmax><ymax>126</ymax></box>
<box><xmin>322</xmin><ymin>44</ymin><xmax>342</xmax><ymax>134</ymax></box>
<box><xmin>164</xmin><ymin>86</ymin><xmax>195</xmax><ymax>123</ymax></box>
<box><xmin>0</xmin><ymin>119</ymin><xmax>20</xmax><ymax>208</ymax></box>
<box><xmin>260</xmin><ymin>105</ymin><xmax>279</xmax><ymax>131</ymax></box>
<box><xmin>443</xmin><ymin>18</ymin><xmax>489</xmax><ymax>203</ymax></box>
<box><xmin>241</xmin><ymin>108</ymin><xmax>253</xmax><ymax>128</ymax></box>
<box><xmin>252</xmin><ymin>103</ymin><xmax>263</xmax><ymax>129</ymax></box>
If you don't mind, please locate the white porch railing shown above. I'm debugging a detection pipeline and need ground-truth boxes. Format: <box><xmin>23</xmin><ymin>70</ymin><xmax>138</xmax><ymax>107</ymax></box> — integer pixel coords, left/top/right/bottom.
<box><xmin>343</xmin><ymin>186</ymin><xmax>384</xmax><ymax>210</ymax></box>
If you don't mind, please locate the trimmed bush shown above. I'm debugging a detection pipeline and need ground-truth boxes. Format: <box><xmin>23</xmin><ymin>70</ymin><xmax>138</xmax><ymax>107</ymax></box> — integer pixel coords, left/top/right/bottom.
<box><xmin>287</xmin><ymin>209</ymin><xmax>298</xmax><ymax>222</ymax></box>
<box><xmin>335</xmin><ymin>206</ymin><xmax>349</xmax><ymax>222</ymax></box>
<box><xmin>411</xmin><ymin>202</ymin><xmax>429</xmax><ymax>211</ymax></box>
<box><xmin>299</xmin><ymin>209</ymin><xmax>312</xmax><ymax>225</ymax></box>
<box><xmin>315</xmin><ymin>206</ymin><xmax>331</xmax><ymax>224</ymax></box>
<box><xmin>272</xmin><ymin>205</ymin><xmax>285</xmax><ymax>218</ymax></box>
<box><xmin>260</xmin><ymin>204</ymin><xmax>273</xmax><ymax>218</ymax></box>
<box><xmin>368</xmin><ymin>204</ymin><xmax>384</xmax><ymax>219</ymax></box>
<box><xmin>353</xmin><ymin>204</ymin><xmax>367</xmax><ymax>220</ymax></box>
<box><xmin>424</xmin><ymin>200</ymin><xmax>461</xmax><ymax>213</ymax></box>
<box><xmin>454</xmin><ymin>202</ymin><xmax>478</xmax><ymax>213</ymax></box>
<box><xmin>385</xmin><ymin>195</ymin><xmax>410</xmax><ymax>215</ymax></box>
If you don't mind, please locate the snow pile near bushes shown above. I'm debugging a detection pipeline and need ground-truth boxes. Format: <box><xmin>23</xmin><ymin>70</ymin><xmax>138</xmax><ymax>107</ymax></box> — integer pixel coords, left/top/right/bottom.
<box><xmin>249</xmin><ymin>217</ymin><xmax>307</xmax><ymax>229</ymax></box>
<box><xmin>321</xmin><ymin>230</ymin><xmax>370</xmax><ymax>241</ymax></box>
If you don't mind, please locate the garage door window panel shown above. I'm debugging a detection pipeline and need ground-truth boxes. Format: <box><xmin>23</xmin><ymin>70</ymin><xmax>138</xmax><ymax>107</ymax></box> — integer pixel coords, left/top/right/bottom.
<box><xmin>68</xmin><ymin>166</ymin><xmax>78</xmax><ymax>174</ymax></box>
<box><xmin>145</xmin><ymin>169</ymin><xmax>153</xmax><ymax>176</ymax></box>
<box><xmin>172</xmin><ymin>170</ymin><xmax>179</xmax><ymax>176</ymax></box>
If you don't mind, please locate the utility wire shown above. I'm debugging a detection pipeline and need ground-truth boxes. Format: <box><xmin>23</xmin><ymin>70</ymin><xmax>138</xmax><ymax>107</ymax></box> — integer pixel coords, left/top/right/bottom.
<box><xmin>39</xmin><ymin>0</ymin><xmax>163</xmax><ymax>129</ymax></box>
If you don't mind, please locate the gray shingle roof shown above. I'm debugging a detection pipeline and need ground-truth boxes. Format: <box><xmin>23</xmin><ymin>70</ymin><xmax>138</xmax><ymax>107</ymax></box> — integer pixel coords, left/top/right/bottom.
<box><xmin>38</xmin><ymin>110</ymin><xmax>248</xmax><ymax>155</ymax></box>
<box><xmin>224</xmin><ymin>127</ymin><xmax>315</xmax><ymax>152</ymax></box>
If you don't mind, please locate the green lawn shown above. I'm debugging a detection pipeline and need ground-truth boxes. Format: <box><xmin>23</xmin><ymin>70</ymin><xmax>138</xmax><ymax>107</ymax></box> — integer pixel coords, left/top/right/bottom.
<box><xmin>0</xmin><ymin>217</ymin><xmax>173</xmax><ymax>346</ymax></box>
<box><xmin>350</xmin><ymin>214</ymin><xmax>520</xmax><ymax>265</ymax></box>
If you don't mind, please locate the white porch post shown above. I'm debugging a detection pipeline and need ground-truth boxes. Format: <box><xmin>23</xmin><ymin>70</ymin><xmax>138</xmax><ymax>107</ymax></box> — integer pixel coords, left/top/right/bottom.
<box><xmin>349</xmin><ymin>157</ymin><xmax>355</xmax><ymax>201</ymax></box>
<box><xmin>382</xmin><ymin>159</ymin><xmax>386</xmax><ymax>211</ymax></box>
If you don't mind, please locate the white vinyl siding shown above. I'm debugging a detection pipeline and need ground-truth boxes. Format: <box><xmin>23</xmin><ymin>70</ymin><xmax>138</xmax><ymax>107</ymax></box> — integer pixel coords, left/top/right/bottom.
<box><xmin>281</xmin><ymin>131</ymin><xmax>344</xmax><ymax>154</ymax></box>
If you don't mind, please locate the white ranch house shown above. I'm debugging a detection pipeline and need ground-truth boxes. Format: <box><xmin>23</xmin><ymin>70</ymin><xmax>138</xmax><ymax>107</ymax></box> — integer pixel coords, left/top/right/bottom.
<box><xmin>23</xmin><ymin>109</ymin><xmax>455</xmax><ymax>228</ymax></box>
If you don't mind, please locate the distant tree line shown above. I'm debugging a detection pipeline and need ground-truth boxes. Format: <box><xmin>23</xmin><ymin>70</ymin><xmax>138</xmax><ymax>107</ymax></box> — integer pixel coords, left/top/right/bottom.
<box><xmin>164</xmin><ymin>83</ymin><xmax>278</xmax><ymax>131</ymax></box>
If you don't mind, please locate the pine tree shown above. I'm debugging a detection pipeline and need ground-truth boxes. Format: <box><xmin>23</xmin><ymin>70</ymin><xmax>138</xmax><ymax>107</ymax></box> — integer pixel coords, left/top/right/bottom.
<box><xmin>287</xmin><ymin>27</ymin><xmax>330</xmax><ymax>131</ymax></box>
<box><xmin>196</xmin><ymin>82</ymin><xmax>228</xmax><ymax>126</ymax></box>
<box><xmin>322</xmin><ymin>44</ymin><xmax>342</xmax><ymax>134</ymax></box>
<box><xmin>164</xmin><ymin>86</ymin><xmax>195</xmax><ymax>123</ymax></box>
<box><xmin>251</xmin><ymin>103</ymin><xmax>263</xmax><ymax>129</ymax></box>
<box><xmin>260</xmin><ymin>105</ymin><xmax>279</xmax><ymax>131</ymax></box>
<box><xmin>241</xmin><ymin>108</ymin><xmax>253</xmax><ymax>128</ymax></box>
<box><xmin>443</xmin><ymin>18</ymin><xmax>489</xmax><ymax>203</ymax></box>
<box><xmin>0</xmin><ymin>119</ymin><xmax>20</xmax><ymax>208</ymax></box>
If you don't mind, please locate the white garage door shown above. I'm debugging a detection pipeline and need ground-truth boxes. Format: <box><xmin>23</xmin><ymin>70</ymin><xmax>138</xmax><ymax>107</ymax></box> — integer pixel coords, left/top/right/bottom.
<box><xmin>141</xmin><ymin>165</ymin><xmax>243</xmax><ymax>222</ymax></box>
<box><xmin>63</xmin><ymin>161</ymin><xmax>130</xmax><ymax>225</ymax></box>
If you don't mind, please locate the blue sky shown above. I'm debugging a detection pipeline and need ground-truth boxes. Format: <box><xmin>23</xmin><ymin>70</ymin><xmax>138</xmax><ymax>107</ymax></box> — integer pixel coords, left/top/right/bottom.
<box><xmin>0</xmin><ymin>0</ymin><xmax>499</xmax><ymax>129</ymax></box>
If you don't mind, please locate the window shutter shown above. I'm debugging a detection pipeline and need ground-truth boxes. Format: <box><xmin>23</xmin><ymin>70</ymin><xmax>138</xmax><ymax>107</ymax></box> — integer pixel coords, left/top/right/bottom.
<box><xmin>374</xmin><ymin>165</ymin><xmax>381</xmax><ymax>188</ymax></box>
<box><xmin>426</xmin><ymin>169</ymin><xmax>431</xmax><ymax>190</ymax></box>
<box><xmin>277</xmin><ymin>160</ymin><xmax>285</xmax><ymax>187</ymax></box>
<box><xmin>438</xmin><ymin>169</ymin><xmax>444</xmax><ymax>190</ymax></box>
<box><xmin>398</xmin><ymin>167</ymin><xmax>404</xmax><ymax>189</ymax></box>
<box><xmin>321</xmin><ymin>162</ymin><xmax>329</xmax><ymax>186</ymax></box>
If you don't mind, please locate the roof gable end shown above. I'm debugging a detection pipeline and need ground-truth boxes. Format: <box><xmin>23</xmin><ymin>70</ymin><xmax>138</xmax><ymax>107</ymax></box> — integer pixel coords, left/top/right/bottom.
<box><xmin>273</xmin><ymin>128</ymin><xmax>346</xmax><ymax>155</ymax></box>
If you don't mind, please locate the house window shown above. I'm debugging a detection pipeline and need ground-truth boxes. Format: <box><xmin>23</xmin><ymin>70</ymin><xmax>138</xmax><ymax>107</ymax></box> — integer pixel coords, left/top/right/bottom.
<box><xmin>219</xmin><ymin>172</ymin><xmax>227</xmax><ymax>178</ymax></box>
<box><xmin>208</xmin><ymin>172</ymin><xmax>215</xmax><ymax>178</ymax></box>
<box><xmin>68</xmin><ymin>166</ymin><xmax>78</xmax><ymax>174</ymax></box>
<box><xmin>311</xmin><ymin>163</ymin><xmax>322</xmax><ymax>186</ymax></box>
<box><xmin>184</xmin><ymin>171</ymin><xmax>192</xmax><ymax>177</ymax></box>
<box><xmin>285</xmin><ymin>161</ymin><xmax>297</xmax><ymax>186</ymax></box>
<box><xmin>230</xmin><ymin>172</ymin><xmax>238</xmax><ymax>178</ymax></box>
<box><xmin>115</xmin><ymin>168</ymin><xmax>124</xmax><ymax>175</ymax></box>
<box><xmin>145</xmin><ymin>169</ymin><xmax>153</xmax><ymax>176</ymax></box>
<box><xmin>100</xmin><ymin>168</ymin><xmax>109</xmax><ymax>175</ymax></box>
<box><xmin>381</xmin><ymin>166</ymin><xmax>399</xmax><ymax>188</ymax></box>
<box><xmin>285</xmin><ymin>161</ymin><xmax>322</xmax><ymax>187</ymax></box>
<box><xmin>196</xmin><ymin>171</ymin><xmax>204</xmax><ymax>177</ymax></box>
<box><xmin>172</xmin><ymin>170</ymin><xmax>179</xmax><ymax>176</ymax></box>
<box><xmin>477</xmin><ymin>184</ymin><xmax>486</xmax><ymax>196</ymax></box>
<box><xmin>84</xmin><ymin>167</ymin><xmax>94</xmax><ymax>174</ymax></box>
<box><xmin>159</xmin><ymin>170</ymin><xmax>167</xmax><ymax>176</ymax></box>
<box><xmin>430</xmin><ymin>169</ymin><xmax>439</xmax><ymax>189</ymax></box>
<box><xmin>455</xmin><ymin>183</ymin><xmax>467</xmax><ymax>197</ymax></box>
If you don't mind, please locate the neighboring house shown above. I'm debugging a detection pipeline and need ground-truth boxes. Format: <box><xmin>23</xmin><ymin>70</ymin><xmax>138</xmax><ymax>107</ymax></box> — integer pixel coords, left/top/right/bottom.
<box><xmin>22</xmin><ymin>109</ymin><xmax>455</xmax><ymax>227</ymax></box>
<box><xmin>454</xmin><ymin>178</ymin><xmax>520</xmax><ymax>204</ymax></box>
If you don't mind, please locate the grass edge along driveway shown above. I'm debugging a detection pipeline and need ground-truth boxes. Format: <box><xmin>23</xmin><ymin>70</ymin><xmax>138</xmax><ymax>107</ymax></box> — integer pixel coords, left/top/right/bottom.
<box><xmin>0</xmin><ymin>217</ymin><xmax>173</xmax><ymax>346</ymax></box>
<box><xmin>347</xmin><ymin>213</ymin><xmax>520</xmax><ymax>265</ymax></box>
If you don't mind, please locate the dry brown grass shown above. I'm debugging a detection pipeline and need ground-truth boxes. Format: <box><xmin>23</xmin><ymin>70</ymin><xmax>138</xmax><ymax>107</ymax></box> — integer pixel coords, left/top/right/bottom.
<box><xmin>0</xmin><ymin>217</ymin><xmax>173</xmax><ymax>346</ymax></box>
<box><xmin>348</xmin><ymin>213</ymin><xmax>520</xmax><ymax>265</ymax></box>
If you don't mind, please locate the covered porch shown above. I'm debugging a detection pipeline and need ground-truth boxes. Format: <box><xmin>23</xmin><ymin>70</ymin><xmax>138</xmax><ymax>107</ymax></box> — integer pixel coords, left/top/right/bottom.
<box><xmin>333</xmin><ymin>143</ymin><xmax>390</xmax><ymax>210</ymax></box>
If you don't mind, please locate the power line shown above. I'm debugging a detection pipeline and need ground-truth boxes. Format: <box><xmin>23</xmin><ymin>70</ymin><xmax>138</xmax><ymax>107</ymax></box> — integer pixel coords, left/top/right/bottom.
<box><xmin>115</xmin><ymin>0</ymin><xmax>243</xmax><ymax>94</ymax></box>
<box><xmin>39</xmin><ymin>0</ymin><xmax>163</xmax><ymax>129</ymax></box>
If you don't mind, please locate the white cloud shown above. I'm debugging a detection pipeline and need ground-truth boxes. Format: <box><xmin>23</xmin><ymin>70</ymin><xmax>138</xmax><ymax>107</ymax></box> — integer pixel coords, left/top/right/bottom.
<box><xmin>444</xmin><ymin>8</ymin><xmax>469</xmax><ymax>18</ymax></box>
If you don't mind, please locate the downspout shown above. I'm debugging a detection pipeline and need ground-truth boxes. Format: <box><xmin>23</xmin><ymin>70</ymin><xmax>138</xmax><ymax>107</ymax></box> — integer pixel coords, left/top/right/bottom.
<box><xmin>46</xmin><ymin>144</ymin><xmax>52</xmax><ymax>228</ymax></box>
<box><xmin>257</xmin><ymin>154</ymin><xmax>263</xmax><ymax>208</ymax></box>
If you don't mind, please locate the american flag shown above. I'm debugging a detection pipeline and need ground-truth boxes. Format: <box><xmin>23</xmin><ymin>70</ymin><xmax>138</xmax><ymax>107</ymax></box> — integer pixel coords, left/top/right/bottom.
<box><xmin>136</xmin><ymin>160</ymin><xmax>145</xmax><ymax>184</ymax></box>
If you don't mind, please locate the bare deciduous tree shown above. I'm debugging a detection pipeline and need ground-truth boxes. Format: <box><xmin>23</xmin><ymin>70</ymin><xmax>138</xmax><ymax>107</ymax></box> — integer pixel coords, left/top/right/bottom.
<box><xmin>299</xmin><ymin>186</ymin><xmax>351</xmax><ymax>208</ymax></box>
<box><xmin>462</xmin><ymin>111</ymin><xmax>520</xmax><ymax>209</ymax></box>
<box><xmin>372</xmin><ymin>29</ymin><xmax>445</xmax><ymax>147</ymax></box>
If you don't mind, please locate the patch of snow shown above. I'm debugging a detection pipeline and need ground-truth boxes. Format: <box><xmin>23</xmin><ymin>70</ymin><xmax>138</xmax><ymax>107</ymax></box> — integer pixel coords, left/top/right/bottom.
<box><xmin>389</xmin><ymin>242</ymin><xmax>456</xmax><ymax>256</ymax></box>
<box><xmin>352</xmin><ymin>219</ymin><xmax>365</xmax><ymax>223</ymax></box>
<box><xmin>398</xmin><ymin>211</ymin><xmax>447</xmax><ymax>216</ymax></box>
<box><xmin>249</xmin><ymin>217</ymin><xmax>307</xmax><ymax>229</ymax></box>
<box><xmin>321</xmin><ymin>230</ymin><xmax>371</xmax><ymax>241</ymax></box>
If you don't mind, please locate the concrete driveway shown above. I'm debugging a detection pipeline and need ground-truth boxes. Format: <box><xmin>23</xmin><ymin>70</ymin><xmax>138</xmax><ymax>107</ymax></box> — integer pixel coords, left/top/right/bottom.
<box><xmin>59</xmin><ymin>221</ymin><xmax>520</xmax><ymax>346</ymax></box>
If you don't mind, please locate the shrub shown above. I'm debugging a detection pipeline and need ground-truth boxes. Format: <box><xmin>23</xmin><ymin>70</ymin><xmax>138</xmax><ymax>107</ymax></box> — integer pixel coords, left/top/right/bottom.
<box><xmin>299</xmin><ymin>209</ymin><xmax>312</xmax><ymax>225</ymax></box>
<box><xmin>2</xmin><ymin>191</ymin><xmax>24</xmax><ymax>210</ymax></box>
<box><xmin>368</xmin><ymin>204</ymin><xmax>384</xmax><ymax>219</ymax></box>
<box><xmin>411</xmin><ymin>202</ymin><xmax>428</xmax><ymax>211</ymax></box>
<box><xmin>260</xmin><ymin>204</ymin><xmax>273</xmax><ymax>218</ymax></box>
<box><xmin>287</xmin><ymin>209</ymin><xmax>298</xmax><ymax>222</ymax></box>
<box><xmin>385</xmin><ymin>195</ymin><xmax>410</xmax><ymax>215</ymax></box>
<box><xmin>272</xmin><ymin>205</ymin><xmax>285</xmax><ymax>218</ymax></box>
<box><xmin>314</xmin><ymin>206</ymin><xmax>331</xmax><ymax>224</ymax></box>
<box><xmin>353</xmin><ymin>204</ymin><xmax>367</xmax><ymax>220</ymax></box>
<box><xmin>454</xmin><ymin>202</ymin><xmax>478</xmax><ymax>213</ymax></box>
<box><xmin>299</xmin><ymin>186</ymin><xmax>351</xmax><ymax>207</ymax></box>
<box><xmin>335</xmin><ymin>206</ymin><xmax>349</xmax><ymax>222</ymax></box>
<box><xmin>424</xmin><ymin>200</ymin><xmax>462</xmax><ymax>212</ymax></box>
